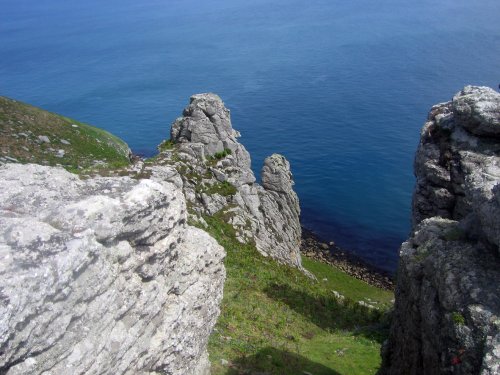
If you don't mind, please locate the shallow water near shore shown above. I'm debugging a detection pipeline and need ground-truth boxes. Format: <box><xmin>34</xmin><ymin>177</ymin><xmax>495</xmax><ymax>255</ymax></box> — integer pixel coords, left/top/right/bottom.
<box><xmin>2</xmin><ymin>0</ymin><xmax>499</xmax><ymax>272</ymax></box>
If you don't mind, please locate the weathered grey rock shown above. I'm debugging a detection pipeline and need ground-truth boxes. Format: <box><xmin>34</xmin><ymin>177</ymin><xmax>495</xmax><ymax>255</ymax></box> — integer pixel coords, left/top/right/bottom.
<box><xmin>0</xmin><ymin>163</ymin><xmax>225</xmax><ymax>374</ymax></box>
<box><xmin>382</xmin><ymin>217</ymin><xmax>500</xmax><ymax>375</ymax></box>
<box><xmin>170</xmin><ymin>93</ymin><xmax>252</xmax><ymax>170</ymax></box>
<box><xmin>37</xmin><ymin>135</ymin><xmax>50</xmax><ymax>143</ymax></box>
<box><xmin>381</xmin><ymin>86</ymin><xmax>500</xmax><ymax>375</ymax></box>
<box><xmin>452</xmin><ymin>86</ymin><xmax>500</xmax><ymax>137</ymax></box>
<box><xmin>254</xmin><ymin>154</ymin><xmax>302</xmax><ymax>268</ymax></box>
<box><xmin>164</xmin><ymin>93</ymin><xmax>306</xmax><ymax>272</ymax></box>
<box><xmin>261</xmin><ymin>154</ymin><xmax>295</xmax><ymax>194</ymax></box>
<box><xmin>412</xmin><ymin>86</ymin><xmax>500</xmax><ymax>248</ymax></box>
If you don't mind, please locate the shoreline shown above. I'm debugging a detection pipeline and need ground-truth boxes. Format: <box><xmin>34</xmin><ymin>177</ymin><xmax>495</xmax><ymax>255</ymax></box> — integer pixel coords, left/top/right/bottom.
<box><xmin>301</xmin><ymin>227</ymin><xmax>395</xmax><ymax>290</ymax></box>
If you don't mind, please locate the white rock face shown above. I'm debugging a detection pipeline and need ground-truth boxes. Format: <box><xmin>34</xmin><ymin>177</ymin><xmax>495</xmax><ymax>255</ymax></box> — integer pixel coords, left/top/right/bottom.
<box><xmin>0</xmin><ymin>164</ymin><xmax>225</xmax><ymax>374</ymax></box>
<box><xmin>256</xmin><ymin>154</ymin><xmax>302</xmax><ymax>267</ymax></box>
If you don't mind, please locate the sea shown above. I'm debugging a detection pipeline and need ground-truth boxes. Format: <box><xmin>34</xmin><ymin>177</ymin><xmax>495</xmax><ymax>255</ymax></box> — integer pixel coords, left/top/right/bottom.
<box><xmin>1</xmin><ymin>0</ymin><xmax>499</xmax><ymax>272</ymax></box>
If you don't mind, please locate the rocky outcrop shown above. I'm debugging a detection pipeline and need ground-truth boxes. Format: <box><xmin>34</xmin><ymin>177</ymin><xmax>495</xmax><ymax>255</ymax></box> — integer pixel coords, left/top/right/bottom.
<box><xmin>381</xmin><ymin>86</ymin><xmax>500</xmax><ymax>374</ymax></box>
<box><xmin>412</xmin><ymin>86</ymin><xmax>500</xmax><ymax>229</ymax></box>
<box><xmin>170</xmin><ymin>93</ymin><xmax>253</xmax><ymax>175</ymax></box>
<box><xmin>0</xmin><ymin>163</ymin><xmax>225</xmax><ymax>374</ymax></box>
<box><xmin>161</xmin><ymin>93</ymin><xmax>305</xmax><ymax>271</ymax></box>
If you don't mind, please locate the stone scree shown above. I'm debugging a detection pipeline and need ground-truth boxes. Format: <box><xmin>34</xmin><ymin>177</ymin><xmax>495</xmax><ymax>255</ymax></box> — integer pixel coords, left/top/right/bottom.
<box><xmin>0</xmin><ymin>163</ymin><xmax>226</xmax><ymax>374</ymax></box>
<box><xmin>381</xmin><ymin>86</ymin><xmax>500</xmax><ymax>375</ymax></box>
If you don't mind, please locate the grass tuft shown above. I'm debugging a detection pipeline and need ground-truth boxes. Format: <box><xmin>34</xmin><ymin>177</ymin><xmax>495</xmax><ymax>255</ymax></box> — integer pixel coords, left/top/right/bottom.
<box><xmin>451</xmin><ymin>312</ymin><xmax>465</xmax><ymax>326</ymax></box>
<box><xmin>212</xmin><ymin>148</ymin><xmax>232</xmax><ymax>160</ymax></box>
<box><xmin>158</xmin><ymin>139</ymin><xmax>175</xmax><ymax>152</ymax></box>
<box><xmin>202</xmin><ymin>181</ymin><xmax>237</xmax><ymax>196</ymax></box>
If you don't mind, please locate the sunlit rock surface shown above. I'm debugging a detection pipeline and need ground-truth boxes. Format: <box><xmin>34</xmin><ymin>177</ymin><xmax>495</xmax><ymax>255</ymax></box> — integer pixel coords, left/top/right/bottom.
<box><xmin>0</xmin><ymin>163</ymin><xmax>225</xmax><ymax>374</ymax></box>
<box><xmin>164</xmin><ymin>93</ymin><xmax>305</xmax><ymax>271</ymax></box>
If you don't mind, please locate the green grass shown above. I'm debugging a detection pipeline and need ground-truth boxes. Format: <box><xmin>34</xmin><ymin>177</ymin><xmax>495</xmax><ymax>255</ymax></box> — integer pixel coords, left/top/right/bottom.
<box><xmin>202</xmin><ymin>181</ymin><xmax>238</xmax><ymax>196</ymax></box>
<box><xmin>451</xmin><ymin>312</ymin><xmax>465</xmax><ymax>326</ymax></box>
<box><xmin>212</xmin><ymin>148</ymin><xmax>232</xmax><ymax>160</ymax></box>
<box><xmin>197</xmin><ymin>212</ymin><xmax>393</xmax><ymax>375</ymax></box>
<box><xmin>158</xmin><ymin>139</ymin><xmax>175</xmax><ymax>152</ymax></box>
<box><xmin>0</xmin><ymin>96</ymin><xmax>130</xmax><ymax>173</ymax></box>
<box><xmin>207</xmin><ymin>148</ymin><xmax>232</xmax><ymax>165</ymax></box>
<box><xmin>302</xmin><ymin>259</ymin><xmax>394</xmax><ymax>309</ymax></box>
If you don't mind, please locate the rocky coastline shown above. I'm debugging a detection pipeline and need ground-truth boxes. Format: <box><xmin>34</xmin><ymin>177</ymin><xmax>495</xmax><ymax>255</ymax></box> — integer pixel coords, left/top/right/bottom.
<box><xmin>0</xmin><ymin>93</ymin><xmax>313</xmax><ymax>374</ymax></box>
<box><xmin>300</xmin><ymin>227</ymin><xmax>394</xmax><ymax>290</ymax></box>
<box><xmin>3</xmin><ymin>86</ymin><xmax>497</xmax><ymax>374</ymax></box>
<box><xmin>152</xmin><ymin>93</ymin><xmax>308</xmax><ymax>274</ymax></box>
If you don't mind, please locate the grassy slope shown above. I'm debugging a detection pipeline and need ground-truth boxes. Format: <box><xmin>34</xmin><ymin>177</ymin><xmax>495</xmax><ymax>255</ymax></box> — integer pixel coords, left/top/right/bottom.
<box><xmin>198</xmin><ymin>213</ymin><xmax>393</xmax><ymax>375</ymax></box>
<box><xmin>0</xmin><ymin>96</ymin><xmax>130</xmax><ymax>173</ymax></box>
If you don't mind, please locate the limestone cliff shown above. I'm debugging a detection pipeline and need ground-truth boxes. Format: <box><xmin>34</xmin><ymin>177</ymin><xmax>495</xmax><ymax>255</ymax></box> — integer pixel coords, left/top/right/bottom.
<box><xmin>159</xmin><ymin>93</ymin><xmax>305</xmax><ymax>271</ymax></box>
<box><xmin>381</xmin><ymin>86</ymin><xmax>500</xmax><ymax>374</ymax></box>
<box><xmin>0</xmin><ymin>163</ymin><xmax>225</xmax><ymax>374</ymax></box>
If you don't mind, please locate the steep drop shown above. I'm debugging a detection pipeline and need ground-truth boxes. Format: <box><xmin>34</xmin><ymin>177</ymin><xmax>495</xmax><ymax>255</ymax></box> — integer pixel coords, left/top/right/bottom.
<box><xmin>381</xmin><ymin>86</ymin><xmax>500</xmax><ymax>374</ymax></box>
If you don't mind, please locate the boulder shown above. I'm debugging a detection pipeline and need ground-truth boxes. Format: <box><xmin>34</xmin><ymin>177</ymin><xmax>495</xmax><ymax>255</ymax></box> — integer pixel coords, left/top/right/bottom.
<box><xmin>452</xmin><ymin>86</ymin><xmax>500</xmax><ymax>137</ymax></box>
<box><xmin>0</xmin><ymin>163</ymin><xmax>225</xmax><ymax>374</ymax></box>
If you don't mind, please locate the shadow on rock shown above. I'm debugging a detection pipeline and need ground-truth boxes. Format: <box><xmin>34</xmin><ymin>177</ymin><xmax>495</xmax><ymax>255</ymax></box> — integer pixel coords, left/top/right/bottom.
<box><xmin>221</xmin><ymin>346</ymin><xmax>341</xmax><ymax>375</ymax></box>
<box><xmin>264</xmin><ymin>283</ymin><xmax>388</xmax><ymax>343</ymax></box>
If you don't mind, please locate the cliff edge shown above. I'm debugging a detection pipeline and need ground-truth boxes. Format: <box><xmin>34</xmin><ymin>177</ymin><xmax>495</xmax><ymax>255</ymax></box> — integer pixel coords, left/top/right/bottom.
<box><xmin>0</xmin><ymin>96</ymin><xmax>131</xmax><ymax>173</ymax></box>
<box><xmin>0</xmin><ymin>93</ymin><xmax>309</xmax><ymax>374</ymax></box>
<box><xmin>381</xmin><ymin>86</ymin><xmax>500</xmax><ymax>374</ymax></box>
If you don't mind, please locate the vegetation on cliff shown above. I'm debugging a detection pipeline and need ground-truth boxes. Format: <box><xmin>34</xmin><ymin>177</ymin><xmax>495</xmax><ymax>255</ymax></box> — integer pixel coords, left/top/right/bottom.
<box><xmin>0</xmin><ymin>96</ymin><xmax>394</xmax><ymax>374</ymax></box>
<box><xmin>195</xmin><ymin>213</ymin><xmax>393</xmax><ymax>375</ymax></box>
<box><xmin>0</xmin><ymin>96</ymin><xmax>131</xmax><ymax>173</ymax></box>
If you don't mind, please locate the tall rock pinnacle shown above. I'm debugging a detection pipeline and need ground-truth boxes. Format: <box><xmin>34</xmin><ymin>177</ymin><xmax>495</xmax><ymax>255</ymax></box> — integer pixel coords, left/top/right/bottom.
<box><xmin>162</xmin><ymin>93</ymin><xmax>307</xmax><ymax>272</ymax></box>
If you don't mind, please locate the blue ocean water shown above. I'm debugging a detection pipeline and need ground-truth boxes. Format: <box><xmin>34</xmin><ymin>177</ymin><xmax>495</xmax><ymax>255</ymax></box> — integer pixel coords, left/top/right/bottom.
<box><xmin>1</xmin><ymin>0</ymin><xmax>499</xmax><ymax>272</ymax></box>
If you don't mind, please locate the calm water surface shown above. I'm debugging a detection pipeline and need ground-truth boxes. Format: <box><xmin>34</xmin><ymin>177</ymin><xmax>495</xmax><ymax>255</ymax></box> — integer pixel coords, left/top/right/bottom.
<box><xmin>2</xmin><ymin>0</ymin><xmax>499</xmax><ymax>271</ymax></box>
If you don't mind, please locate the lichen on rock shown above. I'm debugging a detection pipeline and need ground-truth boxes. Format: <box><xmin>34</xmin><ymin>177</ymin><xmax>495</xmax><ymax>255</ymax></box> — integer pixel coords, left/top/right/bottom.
<box><xmin>0</xmin><ymin>163</ymin><xmax>225</xmax><ymax>374</ymax></box>
<box><xmin>160</xmin><ymin>93</ymin><xmax>307</xmax><ymax>272</ymax></box>
<box><xmin>381</xmin><ymin>86</ymin><xmax>500</xmax><ymax>374</ymax></box>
